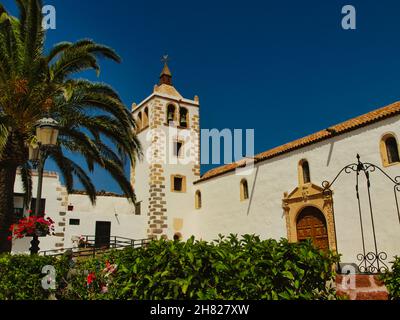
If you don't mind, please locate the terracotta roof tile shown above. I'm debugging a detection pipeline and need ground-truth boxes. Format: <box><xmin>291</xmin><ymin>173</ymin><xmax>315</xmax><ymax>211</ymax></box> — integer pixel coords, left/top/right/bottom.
<box><xmin>195</xmin><ymin>101</ymin><xmax>400</xmax><ymax>183</ymax></box>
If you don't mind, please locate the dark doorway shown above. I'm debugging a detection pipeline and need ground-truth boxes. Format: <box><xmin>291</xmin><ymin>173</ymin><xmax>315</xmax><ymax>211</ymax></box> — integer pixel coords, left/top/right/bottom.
<box><xmin>296</xmin><ymin>206</ymin><xmax>329</xmax><ymax>251</ymax></box>
<box><xmin>95</xmin><ymin>221</ymin><xmax>111</xmax><ymax>249</ymax></box>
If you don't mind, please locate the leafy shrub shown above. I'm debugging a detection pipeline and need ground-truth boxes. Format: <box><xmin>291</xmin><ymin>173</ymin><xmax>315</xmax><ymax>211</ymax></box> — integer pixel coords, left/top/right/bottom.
<box><xmin>0</xmin><ymin>235</ymin><xmax>340</xmax><ymax>300</ymax></box>
<box><xmin>381</xmin><ymin>256</ymin><xmax>400</xmax><ymax>300</ymax></box>
<box><xmin>0</xmin><ymin>254</ymin><xmax>69</xmax><ymax>300</ymax></box>
<box><xmin>65</xmin><ymin>235</ymin><xmax>340</xmax><ymax>300</ymax></box>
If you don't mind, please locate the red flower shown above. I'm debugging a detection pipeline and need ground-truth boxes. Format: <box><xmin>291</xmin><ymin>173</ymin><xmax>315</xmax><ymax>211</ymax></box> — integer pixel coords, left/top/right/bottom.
<box><xmin>87</xmin><ymin>272</ymin><xmax>96</xmax><ymax>286</ymax></box>
<box><xmin>8</xmin><ymin>215</ymin><xmax>55</xmax><ymax>241</ymax></box>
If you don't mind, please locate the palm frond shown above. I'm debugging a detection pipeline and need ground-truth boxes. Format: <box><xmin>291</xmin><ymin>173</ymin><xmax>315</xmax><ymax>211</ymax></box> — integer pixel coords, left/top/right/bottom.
<box><xmin>46</xmin><ymin>41</ymin><xmax>72</xmax><ymax>62</ymax></box>
<box><xmin>102</xmin><ymin>158</ymin><xmax>135</xmax><ymax>203</ymax></box>
<box><xmin>49</xmin><ymin>147</ymin><xmax>97</xmax><ymax>204</ymax></box>
<box><xmin>71</xmin><ymin>39</ymin><xmax>121</xmax><ymax>63</ymax></box>
<box><xmin>49</xmin><ymin>147</ymin><xmax>74</xmax><ymax>193</ymax></box>
<box><xmin>0</xmin><ymin>3</ymin><xmax>142</xmax><ymax>211</ymax></box>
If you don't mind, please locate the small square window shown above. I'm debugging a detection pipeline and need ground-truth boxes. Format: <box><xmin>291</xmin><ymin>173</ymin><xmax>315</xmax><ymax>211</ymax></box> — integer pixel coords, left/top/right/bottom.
<box><xmin>174</xmin><ymin>177</ymin><xmax>183</xmax><ymax>191</ymax></box>
<box><xmin>69</xmin><ymin>219</ymin><xmax>80</xmax><ymax>226</ymax></box>
<box><xmin>135</xmin><ymin>202</ymin><xmax>141</xmax><ymax>216</ymax></box>
<box><xmin>173</xmin><ymin>141</ymin><xmax>184</xmax><ymax>158</ymax></box>
<box><xmin>171</xmin><ymin>175</ymin><xmax>186</xmax><ymax>193</ymax></box>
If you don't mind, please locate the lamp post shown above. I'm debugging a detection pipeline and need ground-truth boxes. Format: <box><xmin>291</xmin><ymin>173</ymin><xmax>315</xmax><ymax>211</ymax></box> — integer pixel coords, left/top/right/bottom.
<box><xmin>29</xmin><ymin>117</ymin><xmax>59</xmax><ymax>255</ymax></box>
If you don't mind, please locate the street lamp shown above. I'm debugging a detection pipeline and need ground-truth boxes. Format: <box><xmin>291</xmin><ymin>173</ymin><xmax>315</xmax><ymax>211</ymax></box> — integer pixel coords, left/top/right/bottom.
<box><xmin>29</xmin><ymin>117</ymin><xmax>59</xmax><ymax>255</ymax></box>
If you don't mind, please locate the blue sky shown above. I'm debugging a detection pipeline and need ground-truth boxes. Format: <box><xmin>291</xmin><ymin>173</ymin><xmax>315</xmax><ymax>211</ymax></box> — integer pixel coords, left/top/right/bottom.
<box><xmin>4</xmin><ymin>0</ymin><xmax>400</xmax><ymax>193</ymax></box>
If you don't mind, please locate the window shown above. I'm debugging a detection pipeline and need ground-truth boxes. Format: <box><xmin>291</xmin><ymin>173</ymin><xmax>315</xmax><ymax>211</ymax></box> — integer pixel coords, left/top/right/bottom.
<box><xmin>298</xmin><ymin>159</ymin><xmax>311</xmax><ymax>185</ymax></box>
<box><xmin>167</xmin><ymin>104</ymin><xmax>176</xmax><ymax>124</ymax></box>
<box><xmin>171</xmin><ymin>175</ymin><xmax>186</xmax><ymax>192</ymax></box>
<box><xmin>174</xmin><ymin>177</ymin><xmax>183</xmax><ymax>191</ymax></box>
<box><xmin>302</xmin><ymin>161</ymin><xmax>311</xmax><ymax>184</ymax></box>
<box><xmin>69</xmin><ymin>219</ymin><xmax>80</xmax><ymax>226</ymax></box>
<box><xmin>387</xmin><ymin>137</ymin><xmax>400</xmax><ymax>163</ymax></box>
<box><xmin>135</xmin><ymin>202</ymin><xmax>141</xmax><ymax>215</ymax></box>
<box><xmin>137</xmin><ymin>112</ymin><xmax>142</xmax><ymax>131</ymax></box>
<box><xmin>240</xmin><ymin>179</ymin><xmax>249</xmax><ymax>201</ymax></box>
<box><xmin>30</xmin><ymin>198</ymin><xmax>46</xmax><ymax>216</ymax></box>
<box><xmin>381</xmin><ymin>134</ymin><xmax>400</xmax><ymax>166</ymax></box>
<box><xmin>173</xmin><ymin>141</ymin><xmax>184</xmax><ymax>158</ymax></box>
<box><xmin>195</xmin><ymin>190</ymin><xmax>202</xmax><ymax>209</ymax></box>
<box><xmin>143</xmin><ymin>107</ymin><xmax>149</xmax><ymax>128</ymax></box>
<box><xmin>179</xmin><ymin>107</ymin><xmax>189</xmax><ymax>128</ymax></box>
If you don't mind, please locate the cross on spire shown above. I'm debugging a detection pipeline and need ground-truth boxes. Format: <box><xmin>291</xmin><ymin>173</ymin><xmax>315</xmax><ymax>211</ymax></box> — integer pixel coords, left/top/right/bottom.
<box><xmin>161</xmin><ymin>54</ymin><xmax>169</xmax><ymax>64</ymax></box>
<box><xmin>159</xmin><ymin>54</ymin><xmax>173</xmax><ymax>86</ymax></box>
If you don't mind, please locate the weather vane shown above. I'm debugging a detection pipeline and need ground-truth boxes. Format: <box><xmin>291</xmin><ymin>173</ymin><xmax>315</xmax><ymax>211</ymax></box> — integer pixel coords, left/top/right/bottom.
<box><xmin>161</xmin><ymin>54</ymin><xmax>169</xmax><ymax>64</ymax></box>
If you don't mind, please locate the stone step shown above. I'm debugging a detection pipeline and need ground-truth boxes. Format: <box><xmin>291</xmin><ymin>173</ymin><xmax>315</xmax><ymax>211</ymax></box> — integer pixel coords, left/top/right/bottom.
<box><xmin>335</xmin><ymin>274</ymin><xmax>389</xmax><ymax>300</ymax></box>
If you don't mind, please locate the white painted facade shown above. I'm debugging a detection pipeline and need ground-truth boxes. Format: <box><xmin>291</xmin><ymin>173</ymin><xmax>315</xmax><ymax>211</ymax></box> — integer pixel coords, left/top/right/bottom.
<box><xmin>191</xmin><ymin>117</ymin><xmax>400</xmax><ymax>265</ymax></box>
<box><xmin>11</xmin><ymin>66</ymin><xmax>400</xmax><ymax>270</ymax></box>
<box><xmin>63</xmin><ymin>194</ymin><xmax>147</xmax><ymax>248</ymax></box>
<box><xmin>12</xmin><ymin>175</ymin><xmax>148</xmax><ymax>253</ymax></box>
<box><xmin>12</xmin><ymin>171</ymin><xmax>66</xmax><ymax>254</ymax></box>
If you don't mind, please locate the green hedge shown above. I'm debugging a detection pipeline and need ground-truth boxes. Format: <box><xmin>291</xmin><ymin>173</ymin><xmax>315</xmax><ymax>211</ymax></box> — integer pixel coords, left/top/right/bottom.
<box><xmin>0</xmin><ymin>235</ymin><xmax>340</xmax><ymax>300</ymax></box>
<box><xmin>0</xmin><ymin>254</ymin><xmax>70</xmax><ymax>300</ymax></box>
<box><xmin>381</xmin><ymin>256</ymin><xmax>400</xmax><ymax>300</ymax></box>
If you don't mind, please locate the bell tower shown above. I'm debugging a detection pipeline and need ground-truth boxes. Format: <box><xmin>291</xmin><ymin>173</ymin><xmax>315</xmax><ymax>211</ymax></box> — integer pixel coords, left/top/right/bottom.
<box><xmin>131</xmin><ymin>58</ymin><xmax>200</xmax><ymax>239</ymax></box>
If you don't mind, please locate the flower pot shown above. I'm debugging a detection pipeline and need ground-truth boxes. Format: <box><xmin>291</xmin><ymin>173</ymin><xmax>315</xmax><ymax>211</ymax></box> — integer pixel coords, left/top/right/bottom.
<box><xmin>26</xmin><ymin>230</ymin><xmax>48</xmax><ymax>238</ymax></box>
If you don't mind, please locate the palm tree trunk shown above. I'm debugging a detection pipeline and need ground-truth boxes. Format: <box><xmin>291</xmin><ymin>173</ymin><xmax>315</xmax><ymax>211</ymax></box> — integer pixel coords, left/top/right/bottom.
<box><xmin>0</xmin><ymin>164</ymin><xmax>17</xmax><ymax>253</ymax></box>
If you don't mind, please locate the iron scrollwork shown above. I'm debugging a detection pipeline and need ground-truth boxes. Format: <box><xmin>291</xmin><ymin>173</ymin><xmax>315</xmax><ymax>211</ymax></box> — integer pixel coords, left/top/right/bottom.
<box><xmin>322</xmin><ymin>154</ymin><xmax>400</xmax><ymax>274</ymax></box>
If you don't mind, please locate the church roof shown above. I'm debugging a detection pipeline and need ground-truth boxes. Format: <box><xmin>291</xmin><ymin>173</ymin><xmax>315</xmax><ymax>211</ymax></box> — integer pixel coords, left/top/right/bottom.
<box><xmin>153</xmin><ymin>83</ymin><xmax>183</xmax><ymax>99</ymax></box>
<box><xmin>195</xmin><ymin>100</ymin><xmax>400</xmax><ymax>184</ymax></box>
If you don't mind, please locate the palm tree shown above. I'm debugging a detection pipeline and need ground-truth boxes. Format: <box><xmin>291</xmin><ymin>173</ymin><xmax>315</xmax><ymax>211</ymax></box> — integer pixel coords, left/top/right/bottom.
<box><xmin>0</xmin><ymin>1</ymin><xmax>141</xmax><ymax>253</ymax></box>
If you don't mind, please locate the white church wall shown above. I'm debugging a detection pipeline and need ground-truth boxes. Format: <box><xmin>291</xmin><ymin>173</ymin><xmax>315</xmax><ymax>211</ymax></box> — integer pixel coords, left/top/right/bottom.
<box><xmin>192</xmin><ymin>116</ymin><xmax>400</xmax><ymax>265</ymax></box>
<box><xmin>12</xmin><ymin>172</ymin><xmax>149</xmax><ymax>254</ymax></box>
<box><xmin>12</xmin><ymin>172</ymin><xmax>66</xmax><ymax>254</ymax></box>
<box><xmin>63</xmin><ymin>194</ymin><xmax>148</xmax><ymax>248</ymax></box>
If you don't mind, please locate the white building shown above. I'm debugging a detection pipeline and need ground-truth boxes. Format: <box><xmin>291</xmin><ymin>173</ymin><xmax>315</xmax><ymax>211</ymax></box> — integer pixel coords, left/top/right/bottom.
<box><xmin>12</xmin><ymin>63</ymin><xmax>400</xmax><ymax>272</ymax></box>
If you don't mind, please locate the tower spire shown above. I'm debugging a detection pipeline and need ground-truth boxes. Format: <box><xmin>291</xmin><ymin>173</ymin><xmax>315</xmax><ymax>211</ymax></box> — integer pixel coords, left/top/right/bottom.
<box><xmin>159</xmin><ymin>55</ymin><xmax>172</xmax><ymax>86</ymax></box>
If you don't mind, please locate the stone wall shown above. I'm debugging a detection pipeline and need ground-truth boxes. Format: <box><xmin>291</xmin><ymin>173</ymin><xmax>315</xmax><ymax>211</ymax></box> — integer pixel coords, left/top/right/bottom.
<box><xmin>147</xmin><ymin>99</ymin><xmax>168</xmax><ymax>239</ymax></box>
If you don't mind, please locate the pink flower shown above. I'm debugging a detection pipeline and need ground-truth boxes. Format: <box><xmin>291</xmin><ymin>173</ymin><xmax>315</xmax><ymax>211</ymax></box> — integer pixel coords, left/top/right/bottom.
<box><xmin>101</xmin><ymin>285</ymin><xmax>108</xmax><ymax>294</ymax></box>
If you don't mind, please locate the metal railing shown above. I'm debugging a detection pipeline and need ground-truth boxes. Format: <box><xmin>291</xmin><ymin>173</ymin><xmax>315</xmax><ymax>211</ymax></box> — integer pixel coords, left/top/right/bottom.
<box><xmin>39</xmin><ymin>236</ymin><xmax>154</xmax><ymax>258</ymax></box>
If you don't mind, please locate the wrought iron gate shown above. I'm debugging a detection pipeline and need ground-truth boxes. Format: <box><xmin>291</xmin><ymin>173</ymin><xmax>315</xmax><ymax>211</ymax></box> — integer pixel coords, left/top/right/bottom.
<box><xmin>322</xmin><ymin>154</ymin><xmax>400</xmax><ymax>274</ymax></box>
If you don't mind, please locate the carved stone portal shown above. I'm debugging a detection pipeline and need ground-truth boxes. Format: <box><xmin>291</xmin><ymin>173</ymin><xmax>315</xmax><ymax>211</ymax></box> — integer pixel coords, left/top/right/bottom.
<box><xmin>282</xmin><ymin>183</ymin><xmax>337</xmax><ymax>252</ymax></box>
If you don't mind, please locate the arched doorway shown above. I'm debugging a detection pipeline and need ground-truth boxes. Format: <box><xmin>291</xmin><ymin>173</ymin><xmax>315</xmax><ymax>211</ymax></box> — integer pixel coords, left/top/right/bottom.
<box><xmin>296</xmin><ymin>206</ymin><xmax>329</xmax><ymax>250</ymax></box>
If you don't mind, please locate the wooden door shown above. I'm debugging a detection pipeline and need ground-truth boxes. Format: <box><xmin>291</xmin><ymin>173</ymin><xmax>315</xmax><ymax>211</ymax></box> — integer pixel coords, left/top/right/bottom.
<box><xmin>95</xmin><ymin>221</ymin><xmax>111</xmax><ymax>249</ymax></box>
<box><xmin>296</xmin><ymin>207</ymin><xmax>329</xmax><ymax>250</ymax></box>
